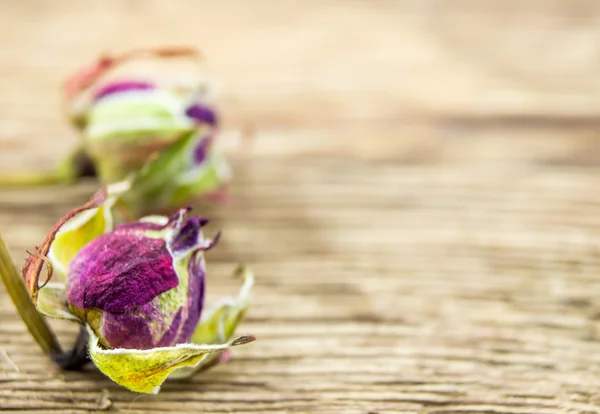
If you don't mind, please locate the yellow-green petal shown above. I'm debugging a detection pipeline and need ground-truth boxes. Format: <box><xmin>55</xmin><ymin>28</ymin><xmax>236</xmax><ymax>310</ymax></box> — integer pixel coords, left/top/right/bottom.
<box><xmin>46</xmin><ymin>183</ymin><xmax>124</xmax><ymax>279</ymax></box>
<box><xmin>193</xmin><ymin>266</ymin><xmax>253</xmax><ymax>344</ymax></box>
<box><xmin>23</xmin><ymin>183</ymin><xmax>128</xmax><ymax>301</ymax></box>
<box><xmin>170</xmin><ymin>266</ymin><xmax>253</xmax><ymax>379</ymax></box>
<box><xmin>37</xmin><ymin>283</ymin><xmax>80</xmax><ymax>322</ymax></box>
<box><xmin>88</xmin><ymin>327</ymin><xmax>254</xmax><ymax>394</ymax></box>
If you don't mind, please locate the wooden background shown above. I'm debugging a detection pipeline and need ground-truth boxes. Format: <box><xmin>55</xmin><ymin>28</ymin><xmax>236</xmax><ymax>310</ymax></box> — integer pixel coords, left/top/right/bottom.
<box><xmin>1</xmin><ymin>1</ymin><xmax>600</xmax><ymax>412</ymax></box>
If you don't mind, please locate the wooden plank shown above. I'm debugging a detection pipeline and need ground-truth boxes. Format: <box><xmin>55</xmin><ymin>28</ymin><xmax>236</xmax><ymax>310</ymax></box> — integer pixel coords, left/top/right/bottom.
<box><xmin>1</xmin><ymin>1</ymin><xmax>600</xmax><ymax>413</ymax></box>
<box><xmin>2</xmin><ymin>160</ymin><xmax>600</xmax><ymax>412</ymax></box>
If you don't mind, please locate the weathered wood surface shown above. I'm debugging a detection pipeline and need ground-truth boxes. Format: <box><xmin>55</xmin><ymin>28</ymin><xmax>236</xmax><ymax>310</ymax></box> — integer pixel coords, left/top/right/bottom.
<box><xmin>2</xmin><ymin>1</ymin><xmax>600</xmax><ymax>413</ymax></box>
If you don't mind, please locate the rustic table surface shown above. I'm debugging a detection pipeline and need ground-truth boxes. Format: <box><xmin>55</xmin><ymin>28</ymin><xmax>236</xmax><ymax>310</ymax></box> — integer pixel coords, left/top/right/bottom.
<box><xmin>1</xmin><ymin>1</ymin><xmax>600</xmax><ymax>413</ymax></box>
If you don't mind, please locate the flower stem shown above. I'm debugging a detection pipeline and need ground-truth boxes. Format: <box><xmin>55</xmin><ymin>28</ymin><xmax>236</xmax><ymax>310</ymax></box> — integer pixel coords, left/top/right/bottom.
<box><xmin>0</xmin><ymin>234</ymin><xmax>63</xmax><ymax>356</ymax></box>
<box><xmin>0</xmin><ymin>148</ymin><xmax>96</xmax><ymax>188</ymax></box>
<box><xmin>51</xmin><ymin>327</ymin><xmax>90</xmax><ymax>371</ymax></box>
<box><xmin>0</xmin><ymin>171</ymin><xmax>64</xmax><ymax>187</ymax></box>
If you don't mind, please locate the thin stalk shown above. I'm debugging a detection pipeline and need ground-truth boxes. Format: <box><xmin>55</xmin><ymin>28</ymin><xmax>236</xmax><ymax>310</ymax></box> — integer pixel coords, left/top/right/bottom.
<box><xmin>51</xmin><ymin>327</ymin><xmax>90</xmax><ymax>371</ymax></box>
<box><xmin>0</xmin><ymin>171</ymin><xmax>64</xmax><ymax>187</ymax></box>
<box><xmin>0</xmin><ymin>234</ymin><xmax>62</xmax><ymax>355</ymax></box>
<box><xmin>0</xmin><ymin>147</ymin><xmax>96</xmax><ymax>188</ymax></box>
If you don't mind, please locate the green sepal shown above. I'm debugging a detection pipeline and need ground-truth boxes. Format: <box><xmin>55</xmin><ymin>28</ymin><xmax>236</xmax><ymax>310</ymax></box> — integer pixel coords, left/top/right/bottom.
<box><xmin>170</xmin><ymin>152</ymin><xmax>231</xmax><ymax>206</ymax></box>
<box><xmin>120</xmin><ymin>132</ymin><xmax>229</xmax><ymax>216</ymax></box>
<box><xmin>87</xmin><ymin>327</ymin><xmax>255</xmax><ymax>394</ymax></box>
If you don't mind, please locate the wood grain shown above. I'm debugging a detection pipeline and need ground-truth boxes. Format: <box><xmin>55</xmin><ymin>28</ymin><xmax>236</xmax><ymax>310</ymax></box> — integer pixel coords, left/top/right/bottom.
<box><xmin>1</xmin><ymin>1</ymin><xmax>600</xmax><ymax>413</ymax></box>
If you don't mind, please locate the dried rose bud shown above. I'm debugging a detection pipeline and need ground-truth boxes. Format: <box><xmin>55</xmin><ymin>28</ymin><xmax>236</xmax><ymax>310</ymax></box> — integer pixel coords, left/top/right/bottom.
<box><xmin>21</xmin><ymin>186</ymin><xmax>253</xmax><ymax>394</ymax></box>
<box><xmin>60</xmin><ymin>47</ymin><xmax>230</xmax><ymax>216</ymax></box>
<box><xmin>66</xmin><ymin>211</ymin><xmax>214</xmax><ymax>350</ymax></box>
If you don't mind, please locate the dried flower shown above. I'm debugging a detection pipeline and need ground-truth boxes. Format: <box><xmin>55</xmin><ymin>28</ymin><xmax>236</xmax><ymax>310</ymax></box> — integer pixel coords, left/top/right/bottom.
<box><xmin>60</xmin><ymin>47</ymin><xmax>230</xmax><ymax>216</ymax></box>
<box><xmin>0</xmin><ymin>47</ymin><xmax>230</xmax><ymax>216</ymax></box>
<box><xmin>17</xmin><ymin>184</ymin><xmax>253</xmax><ymax>394</ymax></box>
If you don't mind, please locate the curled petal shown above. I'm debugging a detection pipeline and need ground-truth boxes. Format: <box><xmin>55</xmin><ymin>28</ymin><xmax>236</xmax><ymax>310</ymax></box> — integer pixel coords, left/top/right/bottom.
<box><xmin>25</xmin><ymin>252</ymin><xmax>54</xmax><ymax>290</ymax></box>
<box><xmin>47</xmin><ymin>202</ymin><xmax>113</xmax><ymax>282</ymax></box>
<box><xmin>87</xmin><ymin>326</ymin><xmax>255</xmax><ymax>394</ymax></box>
<box><xmin>22</xmin><ymin>184</ymin><xmax>126</xmax><ymax>302</ymax></box>
<box><xmin>168</xmin><ymin>214</ymin><xmax>215</xmax><ymax>257</ymax></box>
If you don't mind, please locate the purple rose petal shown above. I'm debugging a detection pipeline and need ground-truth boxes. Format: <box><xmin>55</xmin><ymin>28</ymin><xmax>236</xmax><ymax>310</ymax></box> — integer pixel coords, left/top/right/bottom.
<box><xmin>65</xmin><ymin>207</ymin><xmax>220</xmax><ymax>350</ymax></box>
<box><xmin>193</xmin><ymin>135</ymin><xmax>212</xmax><ymax>165</ymax></box>
<box><xmin>175</xmin><ymin>252</ymin><xmax>206</xmax><ymax>343</ymax></box>
<box><xmin>164</xmin><ymin>207</ymin><xmax>193</xmax><ymax>229</ymax></box>
<box><xmin>170</xmin><ymin>216</ymin><xmax>209</xmax><ymax>255</ymax></box>
<box><xmin>101</xmin><ymin>305</ymin><xmax>156</xmax><ymax>349</ymax></box>
<box><xmin>157</xmin><ymin>308</ymin><xmax>184</xmax><ymax>347</ymax></box>
<box><xmin>67</xmin><ymin>232</ymin><xmax>179</xmax><ymax>313</ymax></box>
<box><xmin>94</xmin><ymin>80</ymin><xmax>155</xmax><ymax>101</ymax></box>
<box><xmin>185</xmin><ymin>104</ymin><xmax>218</xmax><ymax>126</ymax></box>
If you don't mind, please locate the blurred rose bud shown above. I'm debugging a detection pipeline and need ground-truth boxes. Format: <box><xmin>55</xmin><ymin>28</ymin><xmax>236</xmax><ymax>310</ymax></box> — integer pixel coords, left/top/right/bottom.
<box><xmin>21</xmin><ymin>186</ymin><xmax>254</xmax><ymax>394</ymax></box>
<box><xmin>61</xmin><ymin>47</ymin><xmax>230</xmax><ymax>216</ymax></box>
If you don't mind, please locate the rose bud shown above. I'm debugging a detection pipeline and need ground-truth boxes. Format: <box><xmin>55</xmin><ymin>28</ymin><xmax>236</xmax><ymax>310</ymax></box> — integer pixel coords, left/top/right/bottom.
<box><xmin>20</xmin><ymin>185</ymin><xmax>254</xmax><ymax>394</ymax></box>
<box><xmin>58</xmin><ymin>47</ymin><xmax>230</xmax><ymax>215</ymax></box>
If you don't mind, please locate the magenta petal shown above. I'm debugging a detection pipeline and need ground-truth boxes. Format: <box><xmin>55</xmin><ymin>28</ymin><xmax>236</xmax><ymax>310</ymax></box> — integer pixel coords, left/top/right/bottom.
<box><xmin>170</xmin><ymin>216</ymin><xmax>209</xmax><ymax>255</ymax></box>
<box><xmin>101</xmin><ymin>307</ymin><xmax>155</xmax><ymax>349</ymax></box>
<box><xmin>94</xmin><ymin>80</ymin><xmax>155</xmax><ymax>101</ymax></box>
<box><xmin>193</xmin><ymin>135</ymin><xmax>212</xmax><ymax>165</ymax></box>
<box><xmin>157</xmin><ymin>308</ymin><xmax>184</xmax><ymax>347</ymax></box>
<box><xmin>67</xmin><ymin>232</ymin><xmax>178</xmax><ymax>313</ymax></box>
<box><xmin>175</xmin><ymin>252</ymin><xmax>205</xmax><ymax>343</ymax></box>
<box><xmin>185</xmin><ymin>104</ymin><xmax>218</xmax><ymax>126</ymax></box>
<box><xmin>101</xmin><ymin>303</ymin><xmax>184</xmax><ymax>349</ymax></box>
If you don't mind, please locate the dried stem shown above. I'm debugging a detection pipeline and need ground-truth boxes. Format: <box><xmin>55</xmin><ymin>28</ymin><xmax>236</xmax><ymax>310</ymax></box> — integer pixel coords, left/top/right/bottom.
<box><xmin>0</xmin><ymin>234</ymin><xmax>62</xmax><ymax>356</ymax></box>
<box><xmin>0</xmin><ymin>172</ymin><xmax>64</xmax><ymax>187</ymax></box>
<box><xmin>51</xmin><ymin>327</ymin><xmax>90</xmax><ymax>371</ymax></box>
<box><xmin>0</xmin><ymin>147</ymin><xmax>96</xmax><ymax>188</ymax></box>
